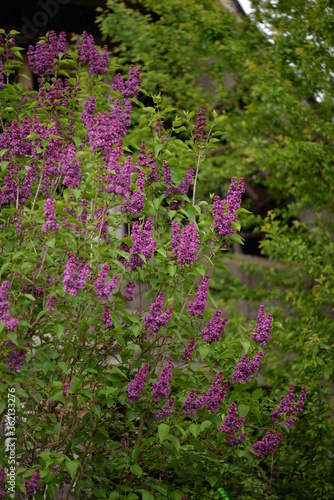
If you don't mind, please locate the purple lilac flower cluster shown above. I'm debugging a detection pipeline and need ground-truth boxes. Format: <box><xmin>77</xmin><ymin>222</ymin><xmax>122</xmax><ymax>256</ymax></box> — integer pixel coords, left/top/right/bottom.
<box><xmin>46</xmin><ymin>295</ymin><xmax>55</xmax><ymax>315</ymax></box>
<box><xmin>51</xmin><ymin>465</ymin><xmax>60</xmax><ymax>476</ymax></box>
<box><xmin>193</xmin><ymin>108</ymin><xmax>208</xmax><ymax>141</ymax></box>
<box><xmin>62</xmin><ymin>383</ymin><xmax>70</xmax><ymax>397</ymax></box>
<box><xmin>152</xmin><ymin>359</ymin><xmax>173</xmax><ymax>402</ymax></box>
<box><xmin>113</xmin><ymin>64</ymin><xmax>141</xmax><ymax>98</ymax></box>
<box><xmin>121</xmin><ymin>170</ymin><xmax>145</xmax><ymax>214</ymax></box>
<box><xmin>251</xmin><ymin>305</ymin><xmax>273</xmax><ymax>349</ymax></box>
<box><xmin>126</xmin><ymin>363</ymin><xmax>149</xmax><ymax>402</ymax></box>
<box><xmin>218</xmin><ymin>402</ymin><xmax>246</xmax><ymax>446</ymax></box>
<box><xmin>143</xmin><ymin>292</ymin><xmax>173</xmax><ymax>334</ymax></box>
<box><xmin>187</xmin><ymin>274</ymin><xmax>210</xmax><ymax>317</ymax></box>
<box><xmin>271</xmin><ymin>385</ymin><xmax>307</xmax><ymax>428</ymax></box>
<box><xmin>123</xmin><ymin>281</ymin><xmax>136</xmax><ymax>302</ymax></box>
<box><xmin>135</xmin><ymin>142</ymin><xmax>159</xmax><ymax>182</ymax></box>
<box><xmin>61</xmin><ymin>144</ymin><xmax>81</xmax><ymax>188</ymax></box>
<box><xmin>94</xmin><ymin>264</ymin><xmax>119</xmax><ymax>301</ymax></box>
<box><xmin>101</xmin><ymin>306</ymin><xmax>114</xmax><ymax>330</ymax></box>
<box><xmin>170</xmin><ymin>221</ymin><xmax>200</xmax><ymax>266</ymax></box>
<box><xmin>211</xmin><ymin>177</ymin><xmax>245</xmax><ymax>243</ymax></box>
<box><xmin>252</xmin><ymin>429</ymin><xmax>283</xmax><ymax>457</ymax></box>
<box><xmin>182</xmin><ymin>388</ymin><xmax>206</xmax><ymax>414</ymax></box>
<box><xmin>24</xmin><ymin>469</ymin><xmax>41</xmax><ymax>497</ymax></box>
<box><xmin>182</xmin><ymin>338</ymin><xmax>196</xmax><ymax>362</ymax></box>
<box><xmin>77</xmin><ymin>31</ymin><xmax>109</xmax><ymax>75</ymax></box>
<box><xmin>63</xmin><ymin>253</ymin><xmax>89</xmax><ymax>296</ymax></box>
<box><xmin>27</xmin><ymin>31</ymin><xmax>68</xmax><ymax>74</ymax></box>
<box><xmin>231</xmin><ymin>351</ymin><xmax>264</xmax><ymax>383</ymax></box>
<box><xmin>0</xmin><ymin>34</ymin><xmax>15</xmax><ymax>64</ymax></box>
<box><xmin>42</xmin><ymin>197</ymin><xmax>60</xmax><ymax>234</ymax></box>
<box><xmin>156</xmin><ymin>397</ymin><xmax>175</xmax><ymax>421</ymax></box>
<box><xmin>163</xmin><ymin>159</ymin><xmax>194</xmax><ymax>198</ymax></box>
<box><xmin>127</xmin><ymin>219</ymin><xmax>157</xmax><ymax>271</ymax></box>
<box><xmin>0</xmin><ymin>465</ymin><xmax>5</xmax><ymax>499</ymax></box>
<box><xmin>201</xmin><ymin>310</ymin><xmax>228</xmax><ymax>344</ymax></box>
<box><xmin>4</xmin><ymin>340</ymin><xmax>30</xmax><ymax>371</ymax></box>
<box><xmin>0</xmin><ymin>280</ymin><xmax>18</xmax><ymax>331</ymax></box>
<box><xmin>205</xmin><ymin>372</ymin><xmax>228</xmax><ymax>413</ymax></box>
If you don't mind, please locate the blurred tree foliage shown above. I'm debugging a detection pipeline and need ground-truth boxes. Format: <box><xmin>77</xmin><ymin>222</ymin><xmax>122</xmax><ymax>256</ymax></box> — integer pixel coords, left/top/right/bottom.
<box><xmin>97</xmin><ymin>1</ymin><xmax>334</xmax><ymax>498</ymax></box>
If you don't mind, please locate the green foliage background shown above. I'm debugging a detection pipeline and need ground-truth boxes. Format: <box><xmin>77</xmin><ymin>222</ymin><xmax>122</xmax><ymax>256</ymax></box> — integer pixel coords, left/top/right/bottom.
<box><xmin>97</xmin><ymin>1</ymin><xmax>334</xmax><ymax>498</ymax></box>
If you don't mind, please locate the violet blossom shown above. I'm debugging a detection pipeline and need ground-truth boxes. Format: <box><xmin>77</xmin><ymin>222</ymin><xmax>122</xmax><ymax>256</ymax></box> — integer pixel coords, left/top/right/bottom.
<box><xmin>24</xmin><ymin>469</ymin><xmax>41</xmax><ymax>497</ymax></box>
<box><xmin>127</xmin><ymin>219</ymin><xmax>157</xmax><ymax>271</ymax></box>
<box><xmin>126</xmin><ymin>363</ymin><xmax>149</xmax><ymax>402</ymax></box>
<box><xmin>143</xmin><ymin>292</ymin><xmax>173</xmax><ymax>334</ymax></box>
<box><xmin>62</xmin><ymin>383</ymin><xmax>70</xmax><ymax>397</ymax></box>
<box><xmin>4</xmin><ymin>340</ymin><xmax>27</xmax><ymax>372</ymax></box>
<box><xmin>113</xmin><ymin>64</ymin><xmax>141</xmax><ymax>98</ymax></box>
<box><xmin>194</xmin><ymin>108</ymin><xmax>208</xmax><ymax>141</ymax></box>
<box><xmin>94</xmin><ymin>264</ymin><xmax>119</xmax><ymax>301</ymax></box>
<box><xmin>204</xmin><ymin>372</ymin><xmax>228</xmax><ymax>413</ymax></box>
<box><xmin>77</xmin><ymin>31</ymin><xmax>109</xmax><ymax>75</ymax></box>
<box><xmin>182</xmin><ymin>388</ymin><xmax>206</xmax><ymax>414</ymax></box>
<box><xmin>187</xmin><ymin>274</ymin><xmax>210</xmax><ymax>317</ymax></box>
<box><xmin>123</xmin><ymin>281</ymin><xmax>136</xmax><ymax>302</ymax></box>
<box><xmin>0</xmin><ymin>280</ymin><xmax>18</xmax><ymax>331</ymax></box>
<box><xmin>252</xmin><ymin>429</ymin><xmax>283</xmax><ymax>457</ymax></box>
<box><xmin>211</xmin><ymin>177</ymin><xmax>245</xmax><ymax>243</ymax></box>
<box><xmin>231</xmin><ymin>351</ymin><xmax>264</xmax><ymax>383</ymax></box>
<box><xmin>156</xmin><ymin>397</ymin><xmax>175</xmax><ymax>421</ymax></box>
<box><xmin>61</xmin><ymin>144</ymin><xmax>81</xmax><ymax>188</ymax></box>
<box><xmin>63</xmin><ymin>254</ymin><xmax>89</xmax><ymax>296</ymax></box>
<box><xmin>171</xmin><ymin>221</ymin><xmax>200</xmax><ymax>266</ymax></box>
<box><xmin>182</xmin><ymin>338</ymin><xmax>196</xmax><ymax>362</ymax></box>
<box><xmin>201</xmin><ymin>310</ymin><xmax>228</xmax><ymax>344</ymax></box>
<box><xmin>251</xmin><ymin>305</ymin><xmax>273</xmax><ymax>349</ymax></box>
<box><xmin>152</xmin><ymin>359</ymin><xmax>173</xmax><ymax>402</ymax></box>
<box><xmin>101</xmin><ymin>306</ymin><xmax>114</xmax><ymax>330</ymax></box>
<box><xmin>42</xmin><ymin>197</ymin><xmax>60</xmax><ymax>234</ymax></box>
<box><xmin>27</xmin><ymin>31</ymin><xmax>68</xmax><ymax>74</ymax></box>
<box><xmin>271</xmin><ymin>385</ymin><xmax>307</xmax><ymax>428</ymax></box>
<box><xmin>218</xmin><ymin>402</ymin><xmax>246</xmax><ymax>446</ymax></box>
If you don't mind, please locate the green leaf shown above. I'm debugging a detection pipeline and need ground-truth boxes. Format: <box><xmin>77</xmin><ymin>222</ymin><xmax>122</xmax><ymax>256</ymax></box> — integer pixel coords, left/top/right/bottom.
<box><xmin>238</xmin><ymin>404</ymin><xmax>250</xmax><ymax>418</ymax></box>
<box><xmin>200</xmin><ymin>420</ymin><xmax>212</xmax><ymax>431</ymax></box>
<box><xmin>189</xmin><ymin>423</ymin><xmax>201</xmax><ymax>438</ymax></box>
<box><xmin>130</xmin><ymin>464</ymin><xmax>143</xmax><ymax>477</ymax></box>
<box><xmin>158</xmin><ymin>423</ymin><xmax>170</xmax><ymax>443</ymax></box>
<box><xmin>65</xmin><ymin>460</ymin><xmax>78</xmax><ymax>480</ymax></box>
<box><xmin>142</xmin><ymin>492</ymin><xmax>154</xmax><ymax>500</ymax></box>
<box><xmin>206</xmin><ymin>476</ymin><xmax>218</xmax><ymax>487</ymax></box>
<box><xmin>58</xmin><ymin>362</ymin><xmax>68</xmax><ymax>374</ymax></box>
<box><xmin>168</xmin><ymin>434</ymin><xmax>180</xmax><ymax>452</ymax></box>
<box><xmin>199</xmin><ymin>344</ymin><xmax>210</xmax><ymax>360</ymax></box>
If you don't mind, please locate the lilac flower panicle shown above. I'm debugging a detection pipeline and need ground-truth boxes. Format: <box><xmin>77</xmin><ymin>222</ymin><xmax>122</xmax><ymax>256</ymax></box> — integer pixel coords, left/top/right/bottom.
<box><xmin>271</xmin><ymin>385</ymin><xmax>307</xmax><ymax>428</ymax></box>
<box><xmin>113</xmin><ymin>64</ymin><xmax>141</xmax><ymax>98</ymax></box>
<box><xmin>28</xmin><ymin>31</ymin><xmax>68</xmax><ymax>74</ymax></box>
<box><xmin>24</xmin><ymin>469</ymin><xmax>41</xmax><ymax>497</ymax></box>
<box><xmin>77</xmin><ymin>32</ymin><xmax>109</xmax><ymax>75</ymax></box>
<box><xmin>128</xmin><ymin>219</ymin><xmax>157</xmax><ymax>270</ymax></box>
<box><xmin>194</xmin><ymin>108</ymin><xmax>208</xmax><ymax>141</ymax></box>
<box><xmin>101</xmin><ymin>306</ymin><xmax>114</xmax><ymax>330</ymax></box>
<box><xmin>0</xmin><ymin>280</ymin><xmax>19</xmax><ymax>331</ymax></box>
<box><xmin>212</xmin><ymin>177</ymin><xmax>245</xmax><ymax>243</ymax></box>
<box><xmin>202</xmin><ymin>310</ymin><xmax>228</xmax><ymax>344</ymax></box>
<box><xmin>152</xmin><ymin>359</ymin><xmax>173</xmax><ymax>402</ymax></box>
<box><xmin>187</xmin><ymin>274</ymin><xmax>209</xmax><ymax>317</ymax></box>
<box><xmin>94</xmin><ymin>264</ymin><xmax>119</xmax><ymax>300</ymax></box>
<box><xmin>42</xmin><ymin>197</ymin><xmax>60</xmax><ymax>233</ymax></box>
<box><xmin>156</xmin><ymin>397</ymin><xmax>175</xmax><ymax>421</ymax></box>
<box><xmin>182</xmin><ymin>388</ymin><xmax>206</xmax><ymax>414</ymax></box>
<box><xmin>126</xmin><ymin>363</ymin><xmax>149</xmax><ymax>402</ymax></box>
<box><xmin>61</xmin><ymin>144</ymin><xmax>81</xmax><ymax>188</ymax></box>
<box><xmin>170</xmin><ymin>220</ymin><xmax>181</xmax><ymax>254</ymax></box>
<box><xmin>63</xmin><ymin>254</ymin><xmax>89</xmax><ymax>296</ymax></box>
<box><xmin>232</xmin><ymin>351</ymin><xmax>264</xmax><ymax>383</ymax></box>
<box><xmin>62</xmin><ymin>383</ymin><xmax>70</xmax><ymax>397</ymax></box>
<box><xmin>182</xmin><ymin>338</ymin><xmax>196</xmax><ymax>362</ymax></box>
<box><xmin>123</xmin><ymin>280</ymin><xmax>136</xmax><ymax>301</ymax></box>
<box><xmin>174</xmin><ymin>221</ymin><xmax>200</xmax><ymax>266</ymax></box>
<box><xmin>4</xmin><ymin>340</ymin><xmax>27</xmax><ymax>372</ymax></box>
<box><xmin>251</xmin><ymin>305</ymin><xmax>273</xmax><ymax>348</ymax></box>
<box><xmin>218</xmin><ymin>402</ymin><xmax>246</xmax><ymax>446</ymax></box>
<box><xmin>0</xmin><ymin>465</ymin><xmax>4</xmax><ymax>500</ymax></box>
<box><xmin>143</xmin><ymin>292</ymin><xmax>173</xmax><ymax>334</ymax></box>
<box><xmin>252</xmin><ymin>429</ymin><xmax>283</xmax><ymax>457</ymax></box>
<box><xmin>204</xmin><ymin>372</ymin><xmax>228</xmax><ymax>413</ymax></box>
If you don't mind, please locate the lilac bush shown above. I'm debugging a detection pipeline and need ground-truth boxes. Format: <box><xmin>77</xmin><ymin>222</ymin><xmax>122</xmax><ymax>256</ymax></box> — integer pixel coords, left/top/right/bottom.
<box><xmin>0</xmin><ymin>30</ymin><xmax>307</xmax><ymax>499</ymax></box>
